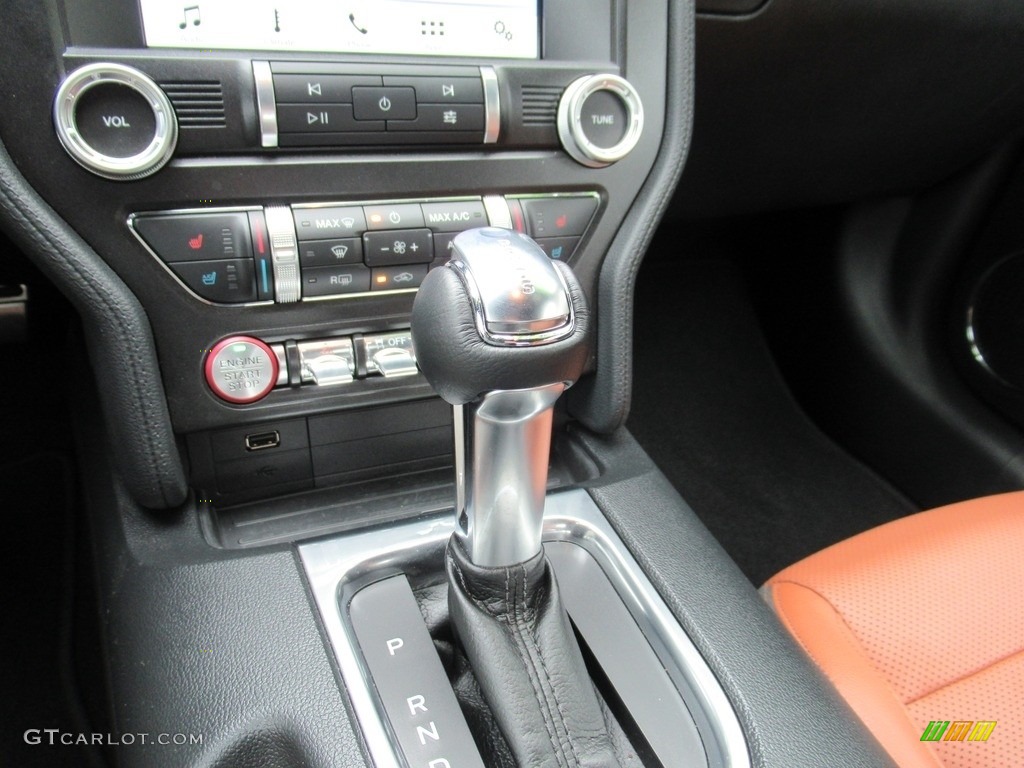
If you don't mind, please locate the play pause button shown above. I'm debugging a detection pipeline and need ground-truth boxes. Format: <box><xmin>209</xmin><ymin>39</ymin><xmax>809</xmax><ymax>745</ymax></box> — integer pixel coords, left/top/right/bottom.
<box><xmin>277</xmin><ymin>105</ymin><xmax>376</xmax><ymax>133</ymax></box>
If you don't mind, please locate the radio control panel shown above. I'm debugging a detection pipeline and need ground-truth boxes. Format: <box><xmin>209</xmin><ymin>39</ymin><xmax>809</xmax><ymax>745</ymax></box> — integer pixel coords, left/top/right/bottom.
<box><xmin>255</xmin><ymin>61</ymin><xmax>498</xmax><ymax>148</ymax></box>
<box><xmin>55</xmin><ymin>56</ymin><xmax>643</xmax><ymax>178</ymax></box>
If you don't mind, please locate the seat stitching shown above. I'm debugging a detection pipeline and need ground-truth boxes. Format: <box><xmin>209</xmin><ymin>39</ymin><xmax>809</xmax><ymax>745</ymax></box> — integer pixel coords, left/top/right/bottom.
<box><xmin>509</xmin><ymin>563</ymin><xmax>572</xmax><ymax>767</ymax></box>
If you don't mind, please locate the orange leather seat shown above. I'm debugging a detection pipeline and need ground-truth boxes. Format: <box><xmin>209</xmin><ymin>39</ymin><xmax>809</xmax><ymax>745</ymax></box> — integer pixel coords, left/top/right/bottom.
<box><xmin>763</xmin><ymin>492</ymin><xmax>1024</xmax><ymax>768</ymax></box>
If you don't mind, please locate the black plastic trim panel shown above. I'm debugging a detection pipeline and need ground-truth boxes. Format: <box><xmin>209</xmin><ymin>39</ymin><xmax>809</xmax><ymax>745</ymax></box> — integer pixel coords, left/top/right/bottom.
<box><xmin>570</xmin><ymin>0</ymin><xmax>695</xmax><ymax>432</ymax></box>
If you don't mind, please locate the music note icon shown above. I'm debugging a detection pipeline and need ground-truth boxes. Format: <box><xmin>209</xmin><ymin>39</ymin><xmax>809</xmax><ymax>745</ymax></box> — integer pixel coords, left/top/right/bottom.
<box><xmin>179</xmin><ymin>5</ymin><xmax>201</xmax><ymax>29</ymax></box>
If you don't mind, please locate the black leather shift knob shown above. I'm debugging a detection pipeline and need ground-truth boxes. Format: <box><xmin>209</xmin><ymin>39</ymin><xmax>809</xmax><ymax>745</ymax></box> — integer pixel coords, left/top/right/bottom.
<box><xmin>411</xmin><ymin>229</ymin><xmax>590</xmax><ymax>406</ymax></box>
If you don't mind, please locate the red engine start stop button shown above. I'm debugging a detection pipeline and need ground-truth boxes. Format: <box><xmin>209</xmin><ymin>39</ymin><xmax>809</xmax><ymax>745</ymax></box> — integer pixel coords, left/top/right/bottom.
<box><xmin>204</xmin><ymin>335</ymin><xmax>279</xmax><ymax>404</ymax></box>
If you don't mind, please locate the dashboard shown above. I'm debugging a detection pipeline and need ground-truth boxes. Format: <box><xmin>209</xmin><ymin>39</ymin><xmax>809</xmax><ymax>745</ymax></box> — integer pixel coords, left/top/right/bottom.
<box><xmin>14</xmin><ymin>1</ymin><xmax>1020</xmax><ymax>766</ymax></box>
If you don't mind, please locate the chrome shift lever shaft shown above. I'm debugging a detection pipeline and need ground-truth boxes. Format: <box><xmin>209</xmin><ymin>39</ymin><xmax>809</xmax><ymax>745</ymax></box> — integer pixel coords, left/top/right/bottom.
<box><xmin>411</xmin><ymin>228</ymin><xmax>589</xmax><ymax>567</ymax></box>
<box><xmin>455</xmin><ymin>383</ymin><xmax>564</xmax><ymax>566</ymax></box>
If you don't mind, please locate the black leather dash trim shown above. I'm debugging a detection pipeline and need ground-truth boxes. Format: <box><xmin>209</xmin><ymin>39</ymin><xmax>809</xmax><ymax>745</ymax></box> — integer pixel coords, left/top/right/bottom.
<box><xmin>569</xmin><ymin>0</ymin><xmax>696</xmax><ymax>432</ymax></box>
<box><xmin>0</xmin><ymin>137</ymin><xmax>187</xmax><ymax>508</ymax></box>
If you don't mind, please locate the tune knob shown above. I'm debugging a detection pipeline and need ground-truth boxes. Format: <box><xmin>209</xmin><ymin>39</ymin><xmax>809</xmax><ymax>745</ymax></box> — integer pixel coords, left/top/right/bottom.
<box><xmin>557</xmin><ymin>73</ymin><xmax>644</xmax><ymax>168</ymax></box>
<box><xmin>54</xmin><ymin>63</ymin><xmax>178</xmax><ymax>181</ymax></box>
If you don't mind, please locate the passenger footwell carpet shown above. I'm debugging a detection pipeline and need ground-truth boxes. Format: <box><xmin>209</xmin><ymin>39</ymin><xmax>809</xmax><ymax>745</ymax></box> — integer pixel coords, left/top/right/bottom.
<box><xmin>627</xmin><ymin>258</ymin><xmax>915</xmax><ymax>585</ymax></box>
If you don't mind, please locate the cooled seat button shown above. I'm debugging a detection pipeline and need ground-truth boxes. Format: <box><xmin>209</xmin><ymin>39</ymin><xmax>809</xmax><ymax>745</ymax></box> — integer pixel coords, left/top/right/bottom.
<box><xmin>169</xmin><ymin>259</ymin><xmax>256</xmax><ymax>303</ymax></box>
<box><xmin>205</xmin><ymin>336</ymin><xmax>279</xmax><ymax>404</ymax></box>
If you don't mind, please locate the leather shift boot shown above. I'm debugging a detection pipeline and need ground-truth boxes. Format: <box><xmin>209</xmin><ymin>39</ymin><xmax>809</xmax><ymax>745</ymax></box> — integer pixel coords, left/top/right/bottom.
<box><xmin>446</xmin><ymin>535</ymin><xmax>621</xmax><ymax>768</ymax></box>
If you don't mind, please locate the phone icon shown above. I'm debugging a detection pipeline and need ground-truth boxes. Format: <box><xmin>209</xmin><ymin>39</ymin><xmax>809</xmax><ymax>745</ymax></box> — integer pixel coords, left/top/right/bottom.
<box><xmin>349</xmin><ymin>13</ymin><xmax>368</xmax><ymax>34</ymax></box>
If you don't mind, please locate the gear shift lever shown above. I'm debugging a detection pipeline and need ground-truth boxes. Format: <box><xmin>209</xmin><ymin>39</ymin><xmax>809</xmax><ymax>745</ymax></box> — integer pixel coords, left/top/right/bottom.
<box><xmin>412</xmin><ymin>229</ymin><xmax>620</xmax><ymax>768</ymax></box>
<box><xmin>413</xmin><ymin>227</ymin><xmax>589</xmax><ymax>566</ymax></box>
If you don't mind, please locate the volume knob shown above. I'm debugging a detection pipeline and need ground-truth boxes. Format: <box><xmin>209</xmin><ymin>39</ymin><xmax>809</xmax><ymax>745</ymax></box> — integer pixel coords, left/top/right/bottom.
<box><xmin>54</xmin><ymin>63</ymin><xmax>178</xmax><ymax>181</ymax></box>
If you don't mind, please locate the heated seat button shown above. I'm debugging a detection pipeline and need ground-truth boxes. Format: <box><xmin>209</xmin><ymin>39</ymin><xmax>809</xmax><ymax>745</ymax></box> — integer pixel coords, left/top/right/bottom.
<box><xmin>352</xmin><ymin>87</ymin><xmax>417</xmax><ymax>121</ymax></box>
<box><xmin>133</xmin><ymin>212</ymin><xmax>254</xmax><ymax>263</ymax></box>
<box><xmin>169</xmin><ymin>259</ymin><xmax>256</xmax><ymax>303</ymax></box>
<box><xmin>520</xmin><ymin>196</ymin><xmax>598</xmax><ymax>238</ymax></box>
<box><xmin>204</xmin><ymin>336</ymin><xmax>279</xmax><ymax>404</ymax></box>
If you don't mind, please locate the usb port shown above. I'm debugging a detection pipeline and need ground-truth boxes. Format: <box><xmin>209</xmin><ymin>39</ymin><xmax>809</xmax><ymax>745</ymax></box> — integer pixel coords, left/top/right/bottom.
<box><xmin>245</xmin><ymin>430</ymin><xmax>281</xmax><ymax>452</ymax></box>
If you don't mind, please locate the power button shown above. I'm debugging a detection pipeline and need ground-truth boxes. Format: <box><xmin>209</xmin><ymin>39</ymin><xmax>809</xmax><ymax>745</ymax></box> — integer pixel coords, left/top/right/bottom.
<box><xmin>54</xmin><ymin>63</ymin><xmax>178</xmax><ymax>180</ymax></box>
<box><xmin>204</xmin><ymin>336</ymin><xmax>279</xmax><ymax>404</ymax></box>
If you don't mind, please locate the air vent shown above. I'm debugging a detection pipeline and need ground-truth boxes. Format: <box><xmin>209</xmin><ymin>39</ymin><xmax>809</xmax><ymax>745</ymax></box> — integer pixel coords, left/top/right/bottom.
<box><xmin>521</xmin><ymin>85</ymin><xmax>562</xmax><ymax>126</ymax></box>
<box><xmin>160</xmin><ymin>81</ymin><xmax>226</xmax><ymax>128</ymax></box>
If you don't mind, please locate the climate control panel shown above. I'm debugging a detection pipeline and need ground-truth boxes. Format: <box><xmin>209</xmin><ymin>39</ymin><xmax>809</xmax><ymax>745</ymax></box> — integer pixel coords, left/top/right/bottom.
<box><xmin>129</xmin><ymin>193</ymin><xmax>599</xmax><ymax>305</ymax></box>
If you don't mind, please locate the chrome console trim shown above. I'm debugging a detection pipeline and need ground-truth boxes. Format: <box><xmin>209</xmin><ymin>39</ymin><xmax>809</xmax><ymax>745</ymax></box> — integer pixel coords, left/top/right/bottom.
<box><xmin>252</xmin><ymin>61</ymin><xmax>278</xmax><ymax>148</ymax></box>
<box><xmin>481</xmin><ymin>66</ymin><xmax>500</xmax><ymax>144</ymax></box>
<box><xmin>298</xmin><ymin>488</ymin><xmax>750</xmax><ymax>768</ymax></box>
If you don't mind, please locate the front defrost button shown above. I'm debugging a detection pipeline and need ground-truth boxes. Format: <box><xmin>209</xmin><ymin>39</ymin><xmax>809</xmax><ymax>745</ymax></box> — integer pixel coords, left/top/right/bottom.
<box><xmin>205</xmin><ymin>336</ymin><xmax>279</xmax><ymax>404</ymax></box>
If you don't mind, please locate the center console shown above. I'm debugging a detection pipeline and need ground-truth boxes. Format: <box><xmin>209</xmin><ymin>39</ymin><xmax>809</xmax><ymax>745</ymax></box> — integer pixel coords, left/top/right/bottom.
<box><xmin>0</xmin><ymin>1</ymin><xmax>894</xmax><ymax>766</ymax></box>
<box><xmin>22</xmin><ymin>0</ymin><xmax>668</xmax><ymax>514</ymax></box>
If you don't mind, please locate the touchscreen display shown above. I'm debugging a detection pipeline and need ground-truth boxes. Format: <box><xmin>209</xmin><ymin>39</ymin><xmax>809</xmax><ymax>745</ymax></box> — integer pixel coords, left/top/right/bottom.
<box><xmin>140</xmin><ymin>0</ymin><xmax>540</xmax><ymax>59</ymax></box>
